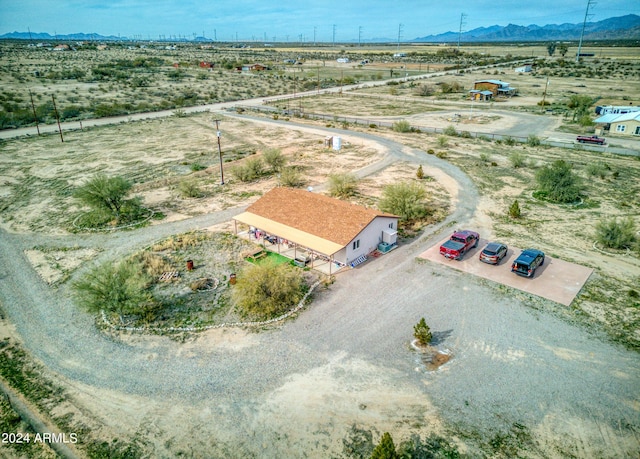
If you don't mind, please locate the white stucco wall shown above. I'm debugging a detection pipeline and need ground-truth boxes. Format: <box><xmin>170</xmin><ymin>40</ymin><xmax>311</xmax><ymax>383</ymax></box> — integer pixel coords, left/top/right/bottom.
<box><xmin>344</xmin><ymin>216</ymin><xmax>398</xmax><ymax>264</ymax></box>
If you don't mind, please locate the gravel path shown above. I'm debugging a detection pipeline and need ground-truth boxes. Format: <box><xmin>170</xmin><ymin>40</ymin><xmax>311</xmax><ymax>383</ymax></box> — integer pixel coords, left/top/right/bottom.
<box><xmin>1</xmin><ymin>119</ymin><xmax>638</xmax><ymax>457</ymax></box>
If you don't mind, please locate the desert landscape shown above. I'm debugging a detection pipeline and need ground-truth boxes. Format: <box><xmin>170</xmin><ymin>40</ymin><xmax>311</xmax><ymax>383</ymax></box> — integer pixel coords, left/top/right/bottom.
<box><xmin>0</xmin><ymin>39</ymin><xmax>639</xmax><ymax>458</ymax></box>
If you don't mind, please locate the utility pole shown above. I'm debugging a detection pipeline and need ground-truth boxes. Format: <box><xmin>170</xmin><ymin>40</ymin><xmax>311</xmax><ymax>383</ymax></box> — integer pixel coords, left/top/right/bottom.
<box><xmin>397</xmin><ymin>23</ymin><xmax>403</xmax><ymax>53</ymax></box>
<box><xmin>457</xmin><ymin>13</ymin><xmax>467</xmax><ymax>52</ymax></box>
<box><xmin>28</xmin><ymin>90</ymin><xmax>40</xmax><ymax>136</ymax></box>
<box><xmin>541</xmin><ymin>77</ymin><xmax>550</xmax><ymax>112</ymax></box>
<box><xmin>313</xmin><ymin>26</ymin><xmax>317</xmax><ymax>46</ymax></box>
<box><xmin>332</xmin><ymin>24</ymin><xmax>336</xmax><ymax>46</ymax></box>
<box><xmin>358</xmin><ymin>26</ymin><xmax>362</xmax><ymax>47</ymax></box>
<box><xmin>51</xmin><ymin>95</ymin><xmax>63</xmax><ymax>142</ymax></box>
<box><xmin>213</xmin><ymin>120</ymin><xmax>224</xmax><ymax>185</ymax></box>
<box><xmin>576</xmin><ymin>0</ymin><xmax>595</xmax><ymax>63</ymax></box>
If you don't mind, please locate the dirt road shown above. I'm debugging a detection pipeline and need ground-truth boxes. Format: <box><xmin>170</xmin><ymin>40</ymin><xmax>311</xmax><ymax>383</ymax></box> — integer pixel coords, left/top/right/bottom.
<box><xmin>0</xmin><ymin>118</ymin><xmax>638</xmax><ymax>457</ymax></box>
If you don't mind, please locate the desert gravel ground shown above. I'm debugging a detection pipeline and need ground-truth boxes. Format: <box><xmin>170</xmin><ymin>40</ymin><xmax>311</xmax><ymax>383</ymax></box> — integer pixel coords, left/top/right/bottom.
<box><xmin>0</xmin><ymin>118</ymin><xmax>639</xmax><ymax>457</ymax></box>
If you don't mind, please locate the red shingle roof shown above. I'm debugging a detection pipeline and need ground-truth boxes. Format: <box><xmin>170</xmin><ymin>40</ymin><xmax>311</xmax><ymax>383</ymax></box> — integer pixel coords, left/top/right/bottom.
<box><xmin>245</xmin><ymin>187</ymin><xmax>396</xmax><ymax>246</ymax></box>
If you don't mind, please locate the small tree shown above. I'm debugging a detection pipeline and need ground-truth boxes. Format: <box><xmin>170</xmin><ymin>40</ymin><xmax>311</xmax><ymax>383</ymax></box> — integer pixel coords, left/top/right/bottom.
<box><xmin>558</xmin><ymin>43</ymin><xmax>569</xmax><ymax>57</ymax></box>
<box><xmin>232</xmin><ymin>260</ymin><xmax>306</xmax><ymax>320</ymax></box>
<box><xmin>262</xmin><ymin>148</ymin><xmax>287</xmax><ymax>173</ymax></box>
<box><xmin>371</xmin><ymin>432</ymin><xmax>397</xmax><ymax>459</ymax></box>
<box><xmin>527</xmin><ymin>134</ymin><xmax>541</xmax><ymax>147</ymax></box>
<box><xmin>535</xmin><ymin>160</ymin><xmax>583</xmax><ymax>203</ymax></box>
<box><xmin>74</xmin><ymin>174</ymin><xmax>140</xmax><ymax>223</ymax></box>
<box><xmin>379</xmin><ymin>182</ymin><xmax>428</xmax><ymax>221</ymax></box>
<box><xmin>416</xmin><ymin>165</ymin><xmax>425</xmax><ymax>180</ymax></box>
<box><xmin>73</xmin><ymin>261</ymin><xmax>153</xmax><ymax>320</ymax></box>
<box><xmin>546</xmin><ymin>42</ymin><xmax>557</xmax><ymax>57</ymax></box>
<box><xmin>595</xmin><ymin>217</ymin><xmax>637</xmax><ymax>250</ymax></box>
<box><xmin>437</xmin><ymin>135</ymin><xmax>448</xmax><ymax>147</ymax></box>
<box><xmin>413</xmin><ymin>318</ymin><xmax>432</xmax><ymax>346</ymax></box>
<box><xmin>508</xmin><ymin>200</ymin><xmax>521</xmax><ymax>218</ymax></box>
<box><xmin>328</xmin><ymin>173</ymin><xmax>358</xmax><ymax>198</ymax></box>
<box><xmin>443</xmin><ymin>125</ymin><xmax>458</xmax><ymax>136</ymax></box>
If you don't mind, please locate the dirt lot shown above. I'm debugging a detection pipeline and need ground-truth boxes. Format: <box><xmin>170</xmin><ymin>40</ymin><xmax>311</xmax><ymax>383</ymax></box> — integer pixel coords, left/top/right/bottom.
<box><xmin>0</xmin><ymin>44</ymin><xmax>639</xmax><ymax>458</ymax></box>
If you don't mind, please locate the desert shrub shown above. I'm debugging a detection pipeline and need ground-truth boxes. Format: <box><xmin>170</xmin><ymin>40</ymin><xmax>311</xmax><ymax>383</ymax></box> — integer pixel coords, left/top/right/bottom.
<box><xmin>436</xmin><ymin>151</ymin><xmax>448</xmax><ymax>159</ymax></box>
<box><xmin>190</xmin><ymin>162</ymin><xmax>206</xmax><ymax>172</ymax></box>
<box><xmin>460</xmin><ymin>130</ymin><xmax>472</xmax><ymax>138</ymax></box>
<box><xmin>479</xmin><ymin>152</ymin><xmax>491</xmax><ymax>162</ymax></box>
<box><xmin>509</xmin><ymin>152</ymin><xmax>526</xmax><ymax>168</ymax></box>
<box><xmin>413</xmin><ymin>318</ymin><xmax>432</xmax><ymax>345</ymax></box>
<box><xmin>392</xmin><ymin>120</ymin><xmax>412</xmax><ymax>133</ymax></box>
<box><xmin>437</xmin><ymin>136</ymin><xmax>448</xmax><ymax>147</ymax></box>
<box><xmin>74</xmin><ymin>174</ymin><xmax>142</xmax><ymax>224</ymax></box>
<box><xmin>416</xmin><ymin>165</ymin><xmax>424</xmax><ymax>179</ymax></box>
<box><xmin>279</xmin><ymin>167</ymin><xmax>305</xmax><ymax>187</ymax></box>
<box><xmin>595</xmin><ymin>217</ymin><xmax>637</xmax><ymax>250</ymax></box>
<box><xmin>414</xmin><ymin>84</ymin><xmax>435</xmax><ymax>96</ymax></box>
<box><xmin>178</xmin><ymin>180</ymin><xmax>203</xmax><ymax>198</ymax></box>
<box><xmin>443</xmin><ymin>125</ymin><xmax>458</xmax><ymax>136</ymax></box>
<box><xmin>503</xmin><ymin>136</ymin><xmax>516</xmax><ymax>146</ymax></box>
<box><xmin>578</xmin><ymin>115</ymin><xmax>594</xmax><ymax>127</ymax></box>
<box><xmin>527</xmin><ymin>134</ymin><xmax>541</xmax><ymax>147</ymax></box>
<box><xmin>263</xmin><ymin>148</ymin><xmax>286</xmax><ymax>172</ymax></box>
<box><xmin>232</xmin><ymin>158</ymin><xmax>264</xmax><ymax>182</ymax></box>
<box><xmin>328</xmin><ymin>173</ymin><xmax>358</xmax><ymax>198</ymax></box>
<box><xmin>72</xmin><ymin>261</ymin><xmax>154</xmax><ymax>318</ymax></box>
<box><xmin>585</xmin><ymin>161</ymin><xmax>609</xmax><ymax>179</ymax></box>
<box><xmin>509</xmin><ymin>200</ymin><xmax>521</xmax><ymax>218</ymax></box>
<box><xmin>379</xmin><ymin>182</ymin><xmax>428</xmax><ymax>221</ymax></box>
<box><xmin>535</xmin><ymin>160</ymin><xmax>583</xmax><ymax>203</ymax></box>
<box><xmin>397</xmin><ymin>433</ymin><xmax>461</xmax><ymax>458</ymax></box>
<box><xmin>231</xmin><ymin>260</ymin><xmax>306</xmax><ymax>320</ymax></box>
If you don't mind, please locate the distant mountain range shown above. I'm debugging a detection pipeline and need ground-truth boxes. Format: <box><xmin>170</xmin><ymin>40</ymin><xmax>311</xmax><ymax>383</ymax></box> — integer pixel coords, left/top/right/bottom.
<box><xmin>413</xmin><ymin>14</ymin><xmax>640</xmax><ymax>42</ymax></box>
<box><xmin>1</xmin><ymin>14</ymin><xmax>639</xmax><ymax>43</ymax></box>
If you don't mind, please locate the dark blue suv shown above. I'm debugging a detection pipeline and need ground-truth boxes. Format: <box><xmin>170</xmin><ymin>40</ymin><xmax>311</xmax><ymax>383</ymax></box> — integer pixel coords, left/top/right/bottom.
<box><xmin>511</xmin><ymin>249</ymin><xmax>545</xmax><ymax>278</ymax></box>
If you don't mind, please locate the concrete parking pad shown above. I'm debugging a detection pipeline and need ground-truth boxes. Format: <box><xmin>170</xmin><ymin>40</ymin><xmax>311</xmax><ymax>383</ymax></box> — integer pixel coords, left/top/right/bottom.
<box><xmin>418</xmin><ymin>238</ymin><xmax>594</xmax><ymax>306</ymax></box>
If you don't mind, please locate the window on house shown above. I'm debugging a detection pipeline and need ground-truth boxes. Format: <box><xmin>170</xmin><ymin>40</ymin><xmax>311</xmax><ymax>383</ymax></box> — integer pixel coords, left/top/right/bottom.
<box><xmin>353</xmin><ymin>240</ymin><xmax>360</xmax><ymax>250</ymax></box>
<box><xmin>389</xmin><ymin>222</ymin><xmax>394</xmax><ymax>229</ymax></box>
<box><xmin>634</xmin><ymin>126</ymin><xmax>640</xmax><ymax>136</ymax></box>
<box><xmin>616</xmin><ymin>124</ymin><xmax>626</xmax><ymax>132</ymax></box>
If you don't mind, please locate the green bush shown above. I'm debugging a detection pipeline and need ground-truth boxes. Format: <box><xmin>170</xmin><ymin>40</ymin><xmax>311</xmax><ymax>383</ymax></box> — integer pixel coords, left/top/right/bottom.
<box><xmin>279</xmin><ymin>167</ymin><xmax>305</xmax><ymax>188</ymax></box>
<box><xmin>392</xmin><ymin>120</ymin><xmax>412</xmax><ymax>133</ymax></box>
<box><xmin>416</xmin><ymin>165</ymin><xmax>424</xmax><ymax>180</ymax></box>
<box><xmin>190</xmin><ymin>162</ymin><xmax>206</xmax><ymax>172</ymax></box>
<box><xmin>504</xmin><ymin>136</ymin><xmax>516</xmax><ymax>146</ymax></box>
<box><xmin>585</xmin><ymin>161</ymin><xmax>609</xmax><ymax>179</ymax></box>
<box><xmin>509</xmin><ymin>200</ymin><xmax>521</xmax><ymax>218</ymax></box>
<box><xmin>595</xmin><ymin>217</ymin><xmax>637</xmax><ymax>250</ymax></box>
<box><xmin>178</xmin><ymin>180</ymin><xmax>203</xmax><ymax>198</ymax></box>
<box><xmin>232</xmin><ymin>157</ymin><xmax>264</xmax><ymax>182</ymax></box>
<box><xmin>371</xmin><ymin>432</ymin><xmax>397</xmax><ymax>459</ymax></box>
<box><xmin>437</xmin><ymin>136</ymin><xmax>448</xmax><ymax>147</ymax></box>
<box><xmin>328</xmin><ymin>173</ymin><xmax>358</xmax><ymax>198</ymax></box>
<box><xmin>443</xmin><ymin>125</ymin><xmax>458</xmax><ymax>136</ymax></box>
<box><xmin>73</xmin><ymin>261</ymin><xmax>154</xmax><ymax>319</ymax></box>
<box><xmin>527</xmin><ymin>134</ymin><xmax>541</xmax><ymax>147</ymax></box>
<box><xmin>535</xmin><ymin>160</ymin><xmax>583</xmax><ymax>203</ymax></box>
<box><xmin>231</xmin><ymin>260</ymin><xmax>306</xmax><ymax>320</ymax></box>
<box><xmin>262</xmin><ymin>148</ymin><xmax>287</xmax><ymax>172</ymax></box>
<box><xmin>509</xmin><ymin>152</ymin><xmax>526</xmax><ymax>168</ymax></box>
<box><xmin>379</xmin><ymin>182</ymin><xmax>428</xmax><ymax>221</ymax></box>
<box><xmin>413</xmin><ymin>318</ymin><xmax>432</xmax><ymax>345</ymax></box>
<box><xmin>74</xmin><ymin>174</ymin><xmax>141</xmax><ymax>224</ymax></box>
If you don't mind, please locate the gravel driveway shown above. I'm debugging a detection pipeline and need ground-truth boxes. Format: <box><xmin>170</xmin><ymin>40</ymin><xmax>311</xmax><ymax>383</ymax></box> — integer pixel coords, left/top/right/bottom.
<box><xmin>0</xmin><ymin>119</ymin><xmax>638</xmax><ymax>457</ymax></box>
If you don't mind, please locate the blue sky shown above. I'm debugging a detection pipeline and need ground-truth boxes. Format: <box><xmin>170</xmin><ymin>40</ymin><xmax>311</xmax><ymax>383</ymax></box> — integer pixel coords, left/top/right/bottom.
<box><xmin>0</xmin><ymin>0</ymin><xmax>637</xmax><ymax>41</ymax></box>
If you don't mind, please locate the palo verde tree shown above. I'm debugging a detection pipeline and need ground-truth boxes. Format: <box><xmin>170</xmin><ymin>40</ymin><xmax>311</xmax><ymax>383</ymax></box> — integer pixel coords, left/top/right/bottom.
<box><xmin>379</xmin><ymin>182</ymin><xmax>429</xmax><ymax>222</ymax></box>
<box><xmin>232</xmin><ymin>259</ymin><xmax>306</xmax><ymax>320</ymax></box>
<box><xmin>73</xmin><ymin>261</ymin><xmax>154</xmax><ymax>321</ymax></box>
<box><xmin>74</xmin><ymin>174</ymin><xmax>142</xmax><ymax>224</ymax></box>
<box><xmin>535</xmin><ymin>160</ymin><xmax>583</xmax><ymax>203</ymax></box>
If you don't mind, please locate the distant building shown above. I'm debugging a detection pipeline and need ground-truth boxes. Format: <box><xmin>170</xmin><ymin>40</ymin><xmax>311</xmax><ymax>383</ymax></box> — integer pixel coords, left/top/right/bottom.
<box><xmin>473</xmin><ymin>79</ymin><xmax>517</xmax><ymax>97</ymax></box>
<box><xmin>239</xmin><ymin>63</ymin><xmax>268</xmax><ymax>72</ymax></box>
<box><xmin>469</xmin><ymin>89</ymin><xmax>494</xmax><ymax>101</ymax></box>
<box><xmin>595</xmin><ymin>105</ymin><xmax>640</xmax><ymax>115</ymax></box>
<box><xmin>594</xmin><ymin>111</ymin><xmax>640</xmax><ymax>137</ymax></box>
<box><xmin>515</xmin><ymin>64</ymin><xmax>533</xmax><ymax>73</ymax></box>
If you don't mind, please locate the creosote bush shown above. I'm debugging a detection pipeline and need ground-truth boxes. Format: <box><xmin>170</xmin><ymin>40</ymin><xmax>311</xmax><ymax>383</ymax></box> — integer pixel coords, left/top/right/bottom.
<box><xmin>509</xmin><ymin>151</ymin><xmax>526</xmax><ymax>168</ymax></box>
<box><xmin>262</xmin><ymin>148</ymin><xmax>287</xmax><ymax>172</ymax></box>
<box><xmin>278</xmin><ymin>167</ymin><xmax>305</xmax><ymax>188</ymax></box>
<box><xmin>509</xmin><ymin>200</ymin><xmax>521</xmax><ymax>218</ymax></box>
<box><xmin>535</xmin><ymin>159</ymin><xmax>583</xmax><ymax>203</ymax></box>
<box><xmin>231</xmin><ymin>157</ymin><xmax>264</xmax><ymax>182</ymax></box>
<box><xmin>443</xmin><ymin>125</ymin><xmax>458</xmax><ymax>136</ymax></box>
<box><xmin>595</xmin><ymin>217</ymin><xmax>637</xmax><ymax>250</ymax></box>
<box><xmin>231</xmin><ymin>260</ymin><xmax>306</xmax><ymax>320</ymax></box>
<box><xmin>74</xmin><ymin>174</ymin><xmax>143</xmax><ymax>225</ymax></box>
<box><xmin>392</xmin><ymin>120</ymin><xmax>412</xmax><ymax>133</ymax></box>
<box><xmin>328</xmin><ymin>173</ymin><xmax>358</xmax><ymax>198</ymax></box>
<box><xmin>178</xmin><ymin>180</ymin><xmax>203</xmax><ymax>198</ymax></box>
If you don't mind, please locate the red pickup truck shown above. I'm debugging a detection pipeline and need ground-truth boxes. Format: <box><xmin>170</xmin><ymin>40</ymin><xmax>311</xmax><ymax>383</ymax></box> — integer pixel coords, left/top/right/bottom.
<box><xmin>576</xmin><ymin>135</ymin><xmax>606</xmax><ymax>145</ymax></box>
<box><xmin>439</xmin><ymin>230</ymin><xmax>480</xmax><ymax>260</ymax></box>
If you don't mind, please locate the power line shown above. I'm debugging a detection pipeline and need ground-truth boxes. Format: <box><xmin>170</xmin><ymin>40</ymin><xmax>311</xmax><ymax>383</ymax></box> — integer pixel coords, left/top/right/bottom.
<box><xmin>576</xmin><ymin>0</ymin><xmax>596</xmax><ymax>62</ymax></box>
